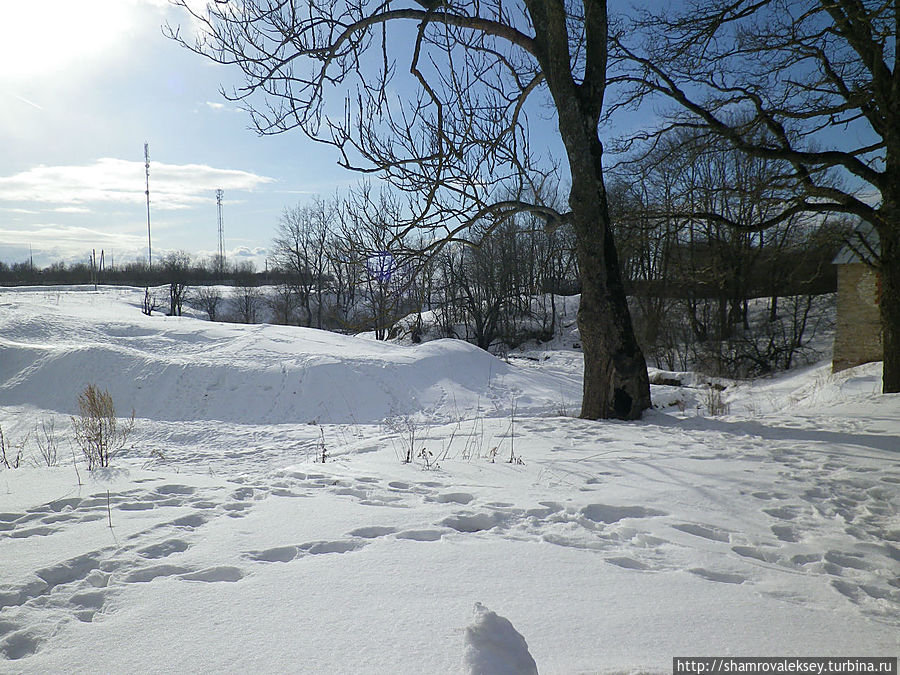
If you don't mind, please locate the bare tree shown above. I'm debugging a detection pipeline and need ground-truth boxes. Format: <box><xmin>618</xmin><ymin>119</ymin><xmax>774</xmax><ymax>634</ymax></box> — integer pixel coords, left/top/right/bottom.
<box><xmin>192</xmin><ymin>285</ymin><xmax>224</xmax><ymax>321</ymax></box>
<box><xmin>231</xmin><ymin>261</ymin><xmax>261</xmax><ymax>323</ymax></box>
<box><xmin>268</xmin><ymin>283</ymin><xmax>300</xmax><ymax>325</ymax></box>
<box><xmin>611</xmin><ymin>127</ymin><xmax>842</xmax><ymax>375</ymax></box>
<box><xmin>341</xmin><ymin>187</ymin><xmax>419</xmax><ymax>339</ymax></box>
<box><xmin>232</xmin><ymin>285</ymin><xmax>262</xmax><ymax>324</ymax></box>
<box><xmin>614</xmin><ymin>0</ymin><xmax>900</xmax><ymax>393</ymax></box>
<box><xmin>168</xmin><ymin>0</ymin><xmax>650</xmax><ymax>419</ymax></box>
<box><xmin>162</xmin><ymin>251</ymin><xmax>192</xmax><ymax>317</ymax></box>
<box><xmin>272</xmin><ymin>197</ymin><xmax>334</xmax><ymax>328</ymax></box>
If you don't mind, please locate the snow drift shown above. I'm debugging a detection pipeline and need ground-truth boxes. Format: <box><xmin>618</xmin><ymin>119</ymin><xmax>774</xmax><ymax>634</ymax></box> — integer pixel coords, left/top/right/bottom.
<box><xmin>0</xmin><ymin>287</ymin><xmax>579</xmax><ymax>424</ymax></box>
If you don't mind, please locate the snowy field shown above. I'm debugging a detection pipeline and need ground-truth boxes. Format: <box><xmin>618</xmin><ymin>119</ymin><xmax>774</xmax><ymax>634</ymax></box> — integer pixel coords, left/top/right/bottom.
<box><xmin>0</xmin><ymin>286</ymin><xmax>897</xmax><ymax>673</ymax></box>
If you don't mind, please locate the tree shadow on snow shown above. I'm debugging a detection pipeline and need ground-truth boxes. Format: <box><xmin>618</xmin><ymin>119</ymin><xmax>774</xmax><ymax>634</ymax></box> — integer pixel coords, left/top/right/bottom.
<box><xmin>651</xmin><ymin>414</ymin><xmax>900</xmax><ymax>458</ymax></box>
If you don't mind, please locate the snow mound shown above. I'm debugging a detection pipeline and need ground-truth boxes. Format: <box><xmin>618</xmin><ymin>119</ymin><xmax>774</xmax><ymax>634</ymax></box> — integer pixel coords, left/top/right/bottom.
<box><xmin>463</xmin><ymin>602</ymin><xmax>539</xmax><ymax>675</ymax></box>
<box><xmin>0</xmin><ymin>287</ymin><xmax>580</xmax><ymax>424</ymax></box>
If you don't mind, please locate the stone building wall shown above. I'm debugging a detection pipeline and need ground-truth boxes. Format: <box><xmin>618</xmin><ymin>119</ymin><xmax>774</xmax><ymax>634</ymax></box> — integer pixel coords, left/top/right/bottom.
<box><xmin>832</xmin><ymin>262</ymin><xmax>883</xmax><ymax>372</ymax></box>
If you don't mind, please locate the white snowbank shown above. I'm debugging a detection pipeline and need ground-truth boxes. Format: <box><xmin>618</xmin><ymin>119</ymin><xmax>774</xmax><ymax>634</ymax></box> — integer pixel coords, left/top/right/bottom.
<box><xmin>0</xmin><ymin>286</ymin><xmax>580</xmax><ymax>425</ymax></box>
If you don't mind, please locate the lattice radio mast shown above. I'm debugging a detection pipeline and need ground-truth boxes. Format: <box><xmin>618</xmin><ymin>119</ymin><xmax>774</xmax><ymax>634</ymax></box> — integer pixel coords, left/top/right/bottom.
<box><xmin>215</xmin><ymin>189</ymin><xmax>225</xmax><ymax>278</ymax></box>
<box><xmin>144</xmin><ymin>142</ymin><xmax>152</xmax><ymax>270</ymax></box>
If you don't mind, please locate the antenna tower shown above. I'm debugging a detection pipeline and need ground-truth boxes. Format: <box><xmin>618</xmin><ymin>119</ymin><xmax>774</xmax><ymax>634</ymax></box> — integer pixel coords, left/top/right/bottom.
<box><xmin>215</xmin><ymin>189</ymin><xmax>225</xmax><ymax>278</ymax></box>
<box><xmin>144</xmin><ymin>142</ymin><xmax>152</xmax><ymax>270</ymax></box>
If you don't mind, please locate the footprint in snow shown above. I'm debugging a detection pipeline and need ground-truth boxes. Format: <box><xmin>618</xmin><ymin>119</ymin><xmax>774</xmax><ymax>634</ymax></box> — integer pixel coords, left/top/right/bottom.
<box><xmin>605</xmin><ymin>556</ymin><xmax>652</xmax><ymax>571</ymax></box>
<box><xmin>771</xmin><ymin>524</ymin><xmax>800</xmax><ymax>542</ymax></box>
<box><xmin>732</xmin><ymin>545</ymin><xmax>780</xmax><ymax>563</ymax></box>
<box><xmin>137</xmin><ymin>539</ymin><xmax>190</xmax><ymax>559</ymax></box>
<box><xmin>671</xmin><ymin>522</ymin><xmax>731</xmax><ymax>543</ymax></box>
<box><xmin>395</xmin><ymin>529</ymin><xmax>446</xmax><ymax>542</ymax></box>
<box><xmin>689</xmin><ymin>568</ymin><xmax>747</xmax><ymax>584</ymax></box>
<box><xmin>0</xmin><ymin>628</ymin><xmax>42</xmax><ymax>660</ymax></box>
<box><xmin>441</xmin><ymin>512</ymin><xmax>508</xmax><ymax>533</ymax></box>
<box><xmin>154</xmin><ymin>484</ymin><xmax>196</xmax><ymax>496</ymax></box>
<box><xmin>427</xmin><ymin>492</ymin><xmax>475</xmax><ymax>505</ymax></box>
<box><xmin>348</xmin><ymin>526</ymin><xmax>397</xmax><ymax>539</ymax></box>
<box><xmin>246</xmin><ymin>539</ymin><xmax>366</xmax><ymax>563</ymax></box>
<box><xmin>823</xmin><ymin>550</ymin><xmax>872</xmax><ymax>571</ymax></box>
<box><xmin>581</xmin><ymin>504</ymin><xmax>667</xmax><ymax>524</ymax></box>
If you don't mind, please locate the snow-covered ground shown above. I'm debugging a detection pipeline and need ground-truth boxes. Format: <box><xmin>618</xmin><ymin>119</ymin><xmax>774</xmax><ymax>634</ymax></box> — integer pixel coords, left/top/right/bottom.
<box><xmin>0</xmin><ymin>286</ymin><xmax>897</xmax><ymax>673</ymax></box>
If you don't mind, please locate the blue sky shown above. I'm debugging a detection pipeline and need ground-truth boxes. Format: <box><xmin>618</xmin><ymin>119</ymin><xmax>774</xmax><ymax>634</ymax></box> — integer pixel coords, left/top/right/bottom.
<box><xmin>0</xmin><ymin>0</ymin><xmax>358</xmax><ymax>270</ymax></box>
<box><xmin>8</xmin><ymin>1</ymin><xmax>874</xmax><ymax>275</ymax></box>
<box><xmin>0</xmin><ymin>0</ymin><xmax>679</xmax><ymax>273</ymax></box>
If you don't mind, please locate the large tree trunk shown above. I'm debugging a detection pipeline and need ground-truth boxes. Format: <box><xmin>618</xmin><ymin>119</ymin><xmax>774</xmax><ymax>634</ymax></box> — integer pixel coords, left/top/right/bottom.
<box><xmin>878</xmin><ymin>209</ymin><xmax>899</xmax><ymax>393</ymax></box>
<box><xmin>573</xmin><ymin>188</ymin><xmax>652</xmax><ymax>419</ymax></box>
<box><xmin>562</xmin><ymin>102</ymin><xmax>650</xmax><ymax>420</ymax></box>
<box><xmin>525</xmin><ymin>0</ymin><xmax>651</xmax><ymax>419</ymax></box>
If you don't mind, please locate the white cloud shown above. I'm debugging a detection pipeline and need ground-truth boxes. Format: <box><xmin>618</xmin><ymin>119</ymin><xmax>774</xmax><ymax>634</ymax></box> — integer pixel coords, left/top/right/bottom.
<box><xmin>54</xmin><ymin>206</ymin><xmax>93</xmax><ymax>214</ymax></box>
<box><xmin>0</xmin><ymin>158</ymin><xmax>275</xmax><ymax>211</ymax></box>
<box><xmin>0</xmin><ymin>224</ymin><xmax>144</xmax><ymax>250</ymax></box>
<box><xmin>232</xmin><ymin>246</ymin><xmax>268</xmax><ymax>258</ymax></box>
<box><xmin>0</xmin><ymin>207</ymin><xmax>39</xmax><ymax>215</ymax></box>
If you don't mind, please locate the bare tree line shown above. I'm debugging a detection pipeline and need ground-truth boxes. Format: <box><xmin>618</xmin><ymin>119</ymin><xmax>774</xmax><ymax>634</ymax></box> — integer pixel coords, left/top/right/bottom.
<box><xmin>2</xmin><ymin>153</ymin><xmax>843</xmax><ymax>377</ymax></box>
<box><xmin>207</xmin><ymin>170</ymin><xmax>842</xmax><ymax>379</ymax></box>
<box><xmin>609</xmin><ymin>128</ymin><xmax>846</xmax><ymax>377</ymax></box>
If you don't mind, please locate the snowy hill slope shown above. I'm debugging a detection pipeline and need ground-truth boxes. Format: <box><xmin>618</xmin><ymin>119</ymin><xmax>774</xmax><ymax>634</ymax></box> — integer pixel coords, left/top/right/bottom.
<box><xmin>0</xmin><ymin>287</ymin><xmax>579</xmax><ymax>425</ymax></box>
<box><xmin>0</xmin><ymin>287</ymin><xmax>897</xmax><ymax>674</ymax></box>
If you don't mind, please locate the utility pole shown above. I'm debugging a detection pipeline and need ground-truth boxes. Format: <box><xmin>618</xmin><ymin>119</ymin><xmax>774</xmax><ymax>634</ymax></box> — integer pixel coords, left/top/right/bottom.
<box><xmin>216</xmin><ymin>188</ymin><xmax>225</xmax><ymax>279</ymax></box>
<box><xmin>144</xmin><ymin>142</ymin><xmax>152</xmax><ymax>270</ymax></box>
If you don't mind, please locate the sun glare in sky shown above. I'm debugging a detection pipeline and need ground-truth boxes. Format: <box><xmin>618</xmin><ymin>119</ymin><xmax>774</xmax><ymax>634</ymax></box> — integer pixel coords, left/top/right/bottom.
<box><xmin>0</xmin><ymin>0</ymin><xmax>135</xmax><ymax>81</ymax></box>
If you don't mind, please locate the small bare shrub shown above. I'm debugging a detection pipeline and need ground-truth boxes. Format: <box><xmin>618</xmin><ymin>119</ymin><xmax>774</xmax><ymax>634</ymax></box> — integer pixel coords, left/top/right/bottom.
<box><xmin>703</xmin><ymin>385</ymin><xmax>730</xmax><ymax>417</ymax></box>
<box><xmin>34</xmin><ymin>418</ymin><xmax>60</xmax><ymax>467</ymax></box>
<box><xmin>384</xmin><ymin>414</ymin><xmax>421</xmax><ymax>464</ymax></box>
<box><xmin>71</xmin><ymin>384</ymin><xmax>135</xmax><ymax>470</ymax></box>
<box><xmin>0</xmin><ymin>426</ymin><xmax>24</xmax><ymax>469</ymax></box>
<box><xmin>417</xmin><ymin>448</ymin><xmax>439</xmax><ymax>470</ymax></box>
<box><xmin>316</xmin><ymin>427</ymin><xmax>328</xmax><ymax>463</ymax></box>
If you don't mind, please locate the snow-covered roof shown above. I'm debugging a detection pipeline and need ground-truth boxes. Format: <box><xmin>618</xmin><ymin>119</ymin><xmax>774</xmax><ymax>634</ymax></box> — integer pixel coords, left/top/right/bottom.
<box><xmin>833</xmin><ymin>221</ymin><xmax>880</xmax><ymax>264</ymax></box>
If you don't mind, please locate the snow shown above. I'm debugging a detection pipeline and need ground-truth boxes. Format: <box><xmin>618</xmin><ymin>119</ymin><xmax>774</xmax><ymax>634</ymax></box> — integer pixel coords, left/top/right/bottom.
<box><xmin>464</xmin><ymin>603</ymin><xmax>538</xmax><ymax>675</ymax></box>
<box><xmin>0</xmin><ymin>286</ymin><xmax>897</xmax><ymax>673</ymax></box>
